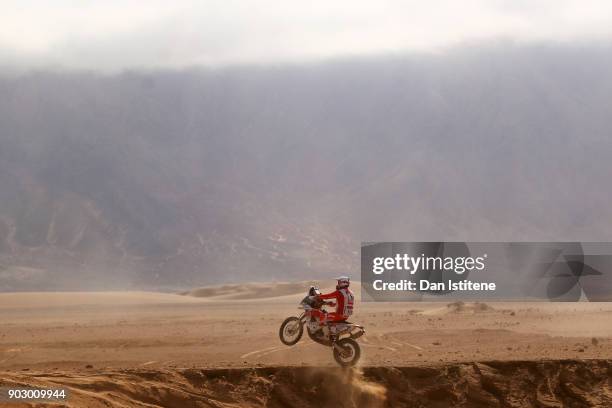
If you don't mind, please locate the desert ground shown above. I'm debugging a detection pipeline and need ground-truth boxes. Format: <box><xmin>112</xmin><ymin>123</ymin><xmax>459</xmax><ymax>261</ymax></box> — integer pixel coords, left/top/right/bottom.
<box><xmin>1</xmin><ymin>282</ymin><xmax>611</xmax><ymax>407</ymax></box>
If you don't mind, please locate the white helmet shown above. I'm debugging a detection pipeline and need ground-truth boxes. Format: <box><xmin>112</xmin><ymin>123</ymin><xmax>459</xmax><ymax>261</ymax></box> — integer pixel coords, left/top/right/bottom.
<box><xmin>336</xmin><ymin>276</ymin><xmax>350</xmax><ymax>289</ymax></box>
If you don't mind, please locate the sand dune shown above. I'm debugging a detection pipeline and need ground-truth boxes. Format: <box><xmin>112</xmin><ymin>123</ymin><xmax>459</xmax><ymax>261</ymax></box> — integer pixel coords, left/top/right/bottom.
<box><xmin>182</xmin><ymin>281</ymin><xmax>338</xmax><ymax>300</ymax></box>
<box><xmin>0</xmin><ymin>291</ymin><xmax>204</xmax><ymax>310</ymax></box>
<box><xmin>2</xmin><ymin>361</ymin><xmax>610</xmax><ymax>407</ymax></box>
<box><xmin>419</xmin><ymin>301</ymin><xmax>495</xmax><ymax>316</ymax></box>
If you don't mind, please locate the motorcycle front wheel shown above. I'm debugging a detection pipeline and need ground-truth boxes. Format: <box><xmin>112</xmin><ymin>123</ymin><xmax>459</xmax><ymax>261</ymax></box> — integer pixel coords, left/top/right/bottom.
<box><xmin>279</xmin><ymin>316</ymin><xmax>303</xmax><ymax>346</ymax></box>
<box><xmin>333</xmin><ymin>338</ymin><xmax>361</xmax><ymax>366</ymax></box>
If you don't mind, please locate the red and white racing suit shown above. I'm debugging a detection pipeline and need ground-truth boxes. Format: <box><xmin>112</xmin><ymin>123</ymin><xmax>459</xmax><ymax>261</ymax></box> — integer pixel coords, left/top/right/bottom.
<box><xmin>316</xmin><ymin>288</ymin><xmax>354</xmax><ymax>325</ymax></box>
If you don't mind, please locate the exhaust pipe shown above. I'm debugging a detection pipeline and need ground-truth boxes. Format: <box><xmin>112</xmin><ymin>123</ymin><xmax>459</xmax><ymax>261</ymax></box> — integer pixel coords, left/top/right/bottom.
<box><xmin>350</xmin><ymin>330</ymin><xmax>364</xmax><ymax>339</ymax></box>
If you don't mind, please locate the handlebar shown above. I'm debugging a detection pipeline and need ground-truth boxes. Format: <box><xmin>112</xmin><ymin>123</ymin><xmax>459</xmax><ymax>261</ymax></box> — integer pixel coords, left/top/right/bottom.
<box><xmin>314</xmin><ymin>296</ymin><xmax>335</xmax><ymax>307</ymax></box>
<box><xmin>301</xmin><ymin>294</ymin><xmax>336</xmax><ymax>309</ymax></box>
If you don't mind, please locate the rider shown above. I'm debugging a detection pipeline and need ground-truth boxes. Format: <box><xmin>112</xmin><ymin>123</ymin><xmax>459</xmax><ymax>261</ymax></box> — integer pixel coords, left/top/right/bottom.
<box><xmin>316</xmin><ymin>276</ymin><xmax>354</xmax><ymax>331</ymax></box>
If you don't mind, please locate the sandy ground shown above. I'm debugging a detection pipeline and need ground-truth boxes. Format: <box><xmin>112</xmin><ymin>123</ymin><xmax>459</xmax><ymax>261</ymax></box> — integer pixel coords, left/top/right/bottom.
<box><xmin>0</xmin><ymin>284</ymin><xmax>611</xmax><ymax>406</ymax></box>
<box><xmin>1</xmin><ymin>287</ymin><xmax>611</xmax><ymax>370</ymax></box>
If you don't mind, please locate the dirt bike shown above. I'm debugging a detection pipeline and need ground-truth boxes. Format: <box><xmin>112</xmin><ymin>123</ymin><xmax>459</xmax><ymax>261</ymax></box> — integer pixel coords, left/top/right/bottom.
<box><xmin>278</xmin><ymin>287</ymin><xmax>365</xmax><ymax>366</ymax></box>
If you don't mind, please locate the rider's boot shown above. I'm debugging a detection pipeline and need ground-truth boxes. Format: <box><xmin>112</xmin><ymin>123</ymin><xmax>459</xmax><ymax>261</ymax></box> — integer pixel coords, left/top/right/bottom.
<box><xmin>328</xmin><ymin>323</ymin><xmax>338</xmax><ymax>343</ymax></box>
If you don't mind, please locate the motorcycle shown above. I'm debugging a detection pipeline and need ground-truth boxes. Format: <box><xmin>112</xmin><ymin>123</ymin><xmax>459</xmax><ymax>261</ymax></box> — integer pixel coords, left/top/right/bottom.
<box><xmin>278</xmin><ymin>287</ymin><xmax>365</xmax><ymax>366</ymax></box>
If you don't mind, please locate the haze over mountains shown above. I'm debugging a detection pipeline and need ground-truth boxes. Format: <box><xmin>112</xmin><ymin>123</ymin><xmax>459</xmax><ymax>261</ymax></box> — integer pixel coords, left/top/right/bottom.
<box><xmin>1</xmin><ymin>43</ymin><xmax>612</xmax><ymax>290</ymax></box>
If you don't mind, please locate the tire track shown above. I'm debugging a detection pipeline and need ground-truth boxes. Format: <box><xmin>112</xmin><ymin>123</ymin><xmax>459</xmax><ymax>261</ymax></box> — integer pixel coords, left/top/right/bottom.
<box><xmin>241</xmin><ymin>341</ymin><xmax>317</xmax><ymax>360</ymax></box>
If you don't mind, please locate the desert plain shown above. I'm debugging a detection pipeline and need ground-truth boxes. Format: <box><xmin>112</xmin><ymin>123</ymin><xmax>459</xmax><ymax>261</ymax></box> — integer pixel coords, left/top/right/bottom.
<box><xmin>1</xmin><ymin>282</ymin><xmax>611</xmax><ymax>407</ymax></box>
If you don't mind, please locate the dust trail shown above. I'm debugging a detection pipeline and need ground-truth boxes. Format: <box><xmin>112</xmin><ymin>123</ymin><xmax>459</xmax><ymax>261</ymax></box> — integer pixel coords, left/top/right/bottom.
<box><xmin>292</xmin><ymin>367</ymin><xmax>387</xmax><ymax>408</ymax></box>
<box><xmin>344</xmin><ymin>368</ymin><xmax>387</xmax><ymax>408</ymax></box>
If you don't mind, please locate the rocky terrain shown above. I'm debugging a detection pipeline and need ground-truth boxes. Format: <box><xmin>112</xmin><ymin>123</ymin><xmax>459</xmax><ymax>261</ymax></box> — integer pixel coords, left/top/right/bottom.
<box><xmin>2</xmin><ymin>361</ymin><xmax>611</xmax><ymax>407</ymax></box>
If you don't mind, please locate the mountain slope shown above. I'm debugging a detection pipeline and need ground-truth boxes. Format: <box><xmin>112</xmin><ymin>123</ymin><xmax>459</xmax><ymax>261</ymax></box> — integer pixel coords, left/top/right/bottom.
<box><xmin>1</xmin><ymin>43</ymin><xmax>612</xmax><ymax>289</ymax></box>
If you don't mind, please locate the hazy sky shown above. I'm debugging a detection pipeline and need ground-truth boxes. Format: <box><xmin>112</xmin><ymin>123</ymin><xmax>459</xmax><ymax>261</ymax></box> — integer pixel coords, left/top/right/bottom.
<box><xmin>2</xmin><ymin>0</ymin><xmax>612</xmax><ymax>71</ymax></box>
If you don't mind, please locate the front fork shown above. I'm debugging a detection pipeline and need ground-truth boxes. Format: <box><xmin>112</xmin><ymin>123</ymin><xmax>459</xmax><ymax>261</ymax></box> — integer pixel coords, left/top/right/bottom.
<box><xmin>298</xmin><ymin>312</ymin><xmax>306</xmax><ymax>324</ymax></box>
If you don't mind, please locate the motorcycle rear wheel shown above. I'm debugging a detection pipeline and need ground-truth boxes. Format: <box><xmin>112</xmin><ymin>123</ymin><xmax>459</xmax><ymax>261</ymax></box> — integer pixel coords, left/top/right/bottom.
<box><xmin>333</xmin><ymin>338</ymin><xmax>361</xmax><ymax>366</ymax></box>
<box><xmin>279</xmin><ymin>317</ymin><xmax>303</xmax><ymax>346</ymax></box>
